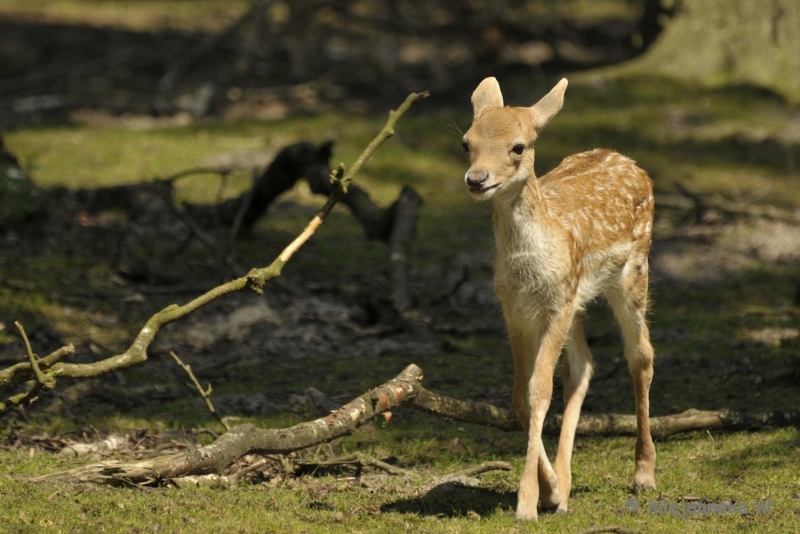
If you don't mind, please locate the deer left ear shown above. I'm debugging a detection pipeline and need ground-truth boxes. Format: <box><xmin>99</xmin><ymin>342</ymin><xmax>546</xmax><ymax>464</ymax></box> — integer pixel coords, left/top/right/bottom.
<box><xmin>529</xmin><ymin>78</ymin><xmax>568</xmax><ymax>133</ymax></box>
<box><xmin>472</xmin><ymin>77</ymin><xmax>504</xmax><ymax>119</ymax></box>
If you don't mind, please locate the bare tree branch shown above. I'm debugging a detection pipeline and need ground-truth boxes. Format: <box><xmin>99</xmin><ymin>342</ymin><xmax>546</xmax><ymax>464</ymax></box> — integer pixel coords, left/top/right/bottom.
<box><xmin>0</xmin><ymin>91</ymin><xmax>428</xmax><ymax>405</ymax></box>
<box><xmin>33</xmin><ymin>364</ymin><xmax>425</xmax><ymax>485</ymax></box>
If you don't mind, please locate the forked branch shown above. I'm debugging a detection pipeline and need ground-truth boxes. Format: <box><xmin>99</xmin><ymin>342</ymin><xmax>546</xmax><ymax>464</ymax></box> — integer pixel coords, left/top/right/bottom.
<box><xmin>0</xmin><ymin>91</ymin><xmax>429</xmax><ymax>405</ymax></box>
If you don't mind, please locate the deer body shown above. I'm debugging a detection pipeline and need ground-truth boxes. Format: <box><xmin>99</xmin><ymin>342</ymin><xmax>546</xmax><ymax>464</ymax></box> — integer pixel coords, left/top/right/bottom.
<box><xmin>463</xmin><ymin>78</ymin><xmax>656</xmax><ymax>520</ymax></box>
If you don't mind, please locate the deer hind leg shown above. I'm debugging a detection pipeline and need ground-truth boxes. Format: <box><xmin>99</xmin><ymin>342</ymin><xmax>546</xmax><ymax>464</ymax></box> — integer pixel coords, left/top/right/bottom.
<box><xmin>552</xmin><ymin>317</ymin><xmax>594</xmax><ymax>513</ymax></box>
<box><xmin>509</xmin><ymin>321</ymin><xmax>561</xmax><ymax>516</ymax></box>
<box><xmin>514</xmin><ymin>306</ymin><xmax>576</xmax><ymax>520</ymax></box>
<box><xmin>607</xmin><ymin>266</ymin><xmax>656</xmax><ymax>493</ymax></box>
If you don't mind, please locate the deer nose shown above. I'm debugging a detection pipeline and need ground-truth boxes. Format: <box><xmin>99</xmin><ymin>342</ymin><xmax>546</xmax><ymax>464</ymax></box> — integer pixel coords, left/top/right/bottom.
<box><xmin>465</xmin><ymin>168</ymin><xmax>490</xmax><ymax>188</ymax></box>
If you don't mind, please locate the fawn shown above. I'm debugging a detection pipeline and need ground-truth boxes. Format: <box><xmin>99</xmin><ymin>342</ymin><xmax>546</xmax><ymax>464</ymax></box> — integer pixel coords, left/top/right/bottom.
<box><xmin>462</xmin><ymin>77</ymin><xmax>656</xmax><ymax>520</ymax></box>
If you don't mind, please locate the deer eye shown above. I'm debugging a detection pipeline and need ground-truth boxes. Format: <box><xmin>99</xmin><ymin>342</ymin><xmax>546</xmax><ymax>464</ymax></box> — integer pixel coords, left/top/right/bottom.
<box><xmin>461</xmin><ymin>140</ymin><xmax>469</xmax><ymax>153</ymax></box>
<box><xmin>511</xmin><ymin>144</ymin><xmax>525</xmax><ymax>155</ymax></box>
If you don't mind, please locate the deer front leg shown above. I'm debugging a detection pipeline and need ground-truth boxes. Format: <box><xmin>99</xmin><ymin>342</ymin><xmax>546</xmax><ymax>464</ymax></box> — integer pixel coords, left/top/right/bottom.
<box><xmin>510</xmin><ymin>321</ymin><xmax>561</xmax><ymax>516</ymax></box>
<box><xmin>515</xmin><ymin>306</ymin><xmax>576</xmax><ymax>521</ymax></box>
<box><xmin>553</xmin><ymin>318</ymin><xmax>594</xmax><ymax>513</ymax></box>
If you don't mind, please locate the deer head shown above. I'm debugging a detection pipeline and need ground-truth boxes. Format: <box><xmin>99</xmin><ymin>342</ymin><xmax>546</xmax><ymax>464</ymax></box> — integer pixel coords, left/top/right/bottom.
<box><xmin>462</xmin><ymin>77</ymin><xmax>568</xmax><ymax>200</ymax></box>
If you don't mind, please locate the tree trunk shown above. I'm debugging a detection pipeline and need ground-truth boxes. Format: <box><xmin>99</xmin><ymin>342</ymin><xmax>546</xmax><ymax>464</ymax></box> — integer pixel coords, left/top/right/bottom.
<box><xmin>631</xmin><ymin>0</ymin><xmax>800</xmax><ymax>103</ymax></box>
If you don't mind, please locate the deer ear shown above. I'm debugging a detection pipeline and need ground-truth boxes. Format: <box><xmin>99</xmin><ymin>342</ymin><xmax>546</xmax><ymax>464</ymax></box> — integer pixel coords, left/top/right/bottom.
<box><xmin>529</xmin><ymin>78</ymin><xmax>568</xmax><ymax>132</ymax></box>
<box><xmin>471</xmin><ymin>77</ymin><xmax>504</xmax><ymax>119</ymax></box>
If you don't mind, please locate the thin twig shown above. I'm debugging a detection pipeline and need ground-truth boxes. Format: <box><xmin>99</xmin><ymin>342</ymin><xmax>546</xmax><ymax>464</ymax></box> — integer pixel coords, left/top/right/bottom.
<box><xmin>307</xmin><ymin>452</ymin><xmax>408</xmax><ymax>476</ymax></box>
<box><xmin>452</xmin><ymin>461</ymin><xmax>512</xmax><ymax>478</ymax></box>
<box><xmin>0</xmin><ymin>323</ymin><xmax>60</xmax><ymax>410</ymax></box>
<box><xmin>169</xmin><ymin>352</ymin><xmax>230</xmax><ymax>431</ymax></box>
<box><xmin>342</xmin><ymin>91</ymin><xmax>429</xmax><ymax>190</ymax></box>
<box><xmin>0</xmin><ymin>345</ymin><xmax>74</xmax><ymax>390</ymax></box>
<box><xmin>277</xmin><ymin>163</ymin><xmax>345</xmax><ymax>263</ymax></box>
<box><xmin>232</xmin><ymin>458</ymin><xmax>268</xmax><ymax>481</ymax></box>
<box><xmin>14</xmin><ymin>322</ymin><xmax>54</xmax><ymax>389</ymax></box>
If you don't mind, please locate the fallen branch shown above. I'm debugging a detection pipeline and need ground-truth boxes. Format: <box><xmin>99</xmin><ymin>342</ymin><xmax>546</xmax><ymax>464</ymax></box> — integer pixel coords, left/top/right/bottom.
<box><xmin>408</xmin><ymin>386</ymin><xmax>800</xmax><ymax>439</ymax></box>
<box><xmin>33</xmin><ymin>364</ymin><xmax>425</xmax><ymax>485</ymax></box>
<box><xmin>0</xmin><ymin>91</ymin><xmax>428</xmax><ymax>402</ymax></box>
<box><xmin>28</xmin><ymin>364</ymin><xmax>800</xmax><ymax>485</ymax></box>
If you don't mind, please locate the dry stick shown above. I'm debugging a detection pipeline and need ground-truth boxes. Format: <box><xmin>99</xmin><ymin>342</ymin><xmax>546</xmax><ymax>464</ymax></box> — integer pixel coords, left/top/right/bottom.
<box><xmin>0</xmin><ymin>91</ymin><xmax>428</xmax><ymax>400</ymax></box>
<box><xmin>304</xmin><ymin>452</ymin><xmax>408</xmax><ymax>476</ymax></box>
<box><xmin>232</xmin><ymin>457</ymin><xmax>268</xmax><ymax>481</ymax></box>
<box><xmin>407</xmin><ymin>384</ymin><xmax>800</xmax><ymax>438</ymax></box>
<box><xmin>169</xmin><ymin>352</ymin><xmax>229</xmax><ymax>432</ymax></box>
<box><xmin>453</xmin><ymin>461</ymin><xmax>512</xmax><ymax>478</ymax></box>
<box><xmin>14</xmin><ymin>322</ymin><xmax>54</xmax><ymax>389</ymax></box>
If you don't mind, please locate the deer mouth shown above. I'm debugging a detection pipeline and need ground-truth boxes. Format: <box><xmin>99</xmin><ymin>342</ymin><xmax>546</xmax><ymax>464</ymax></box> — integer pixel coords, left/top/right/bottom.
<box><xmin>469</xmin><ymin>183</ymin><xmax>500</xmax><ymax>195</ymax></box>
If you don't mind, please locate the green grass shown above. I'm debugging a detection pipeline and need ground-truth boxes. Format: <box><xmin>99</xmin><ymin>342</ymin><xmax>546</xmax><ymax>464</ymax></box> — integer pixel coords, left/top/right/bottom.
<box><xmin>2</xmin><ymin>70</ymin><xmax>800</xmax><ymax>532</ymax></box>
<box><xmin>1</xmin><ymin>422</ymin><xmax>797</xmax><ymax>533</ymax></box>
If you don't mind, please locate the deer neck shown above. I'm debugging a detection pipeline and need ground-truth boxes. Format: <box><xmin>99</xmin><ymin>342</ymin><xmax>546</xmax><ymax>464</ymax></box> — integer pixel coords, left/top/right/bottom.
<box><xmin>489</xmin><ymin>168</ymin><xmax>570</xmax><ymax>305</ymax></box>
<box><xmin>491</xmin><ymin>170</ymin><xmax>550</xmax><ymax>240</ymax></box>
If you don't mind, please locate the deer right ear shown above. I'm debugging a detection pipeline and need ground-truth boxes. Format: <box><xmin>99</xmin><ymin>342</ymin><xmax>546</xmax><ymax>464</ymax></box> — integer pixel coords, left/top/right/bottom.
<box><xmin>471</xmin><ymin>77</ymin><xmax>504</xmax><ymax>119</ymax></box>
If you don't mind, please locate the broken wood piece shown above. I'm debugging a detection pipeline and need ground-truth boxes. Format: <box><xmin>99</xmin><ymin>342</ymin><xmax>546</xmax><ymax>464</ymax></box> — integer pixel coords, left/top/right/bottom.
<box><xmin>58</xmin><ymin>435</ymin><xmax>126</xmax><ymax>458</ymax></box>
